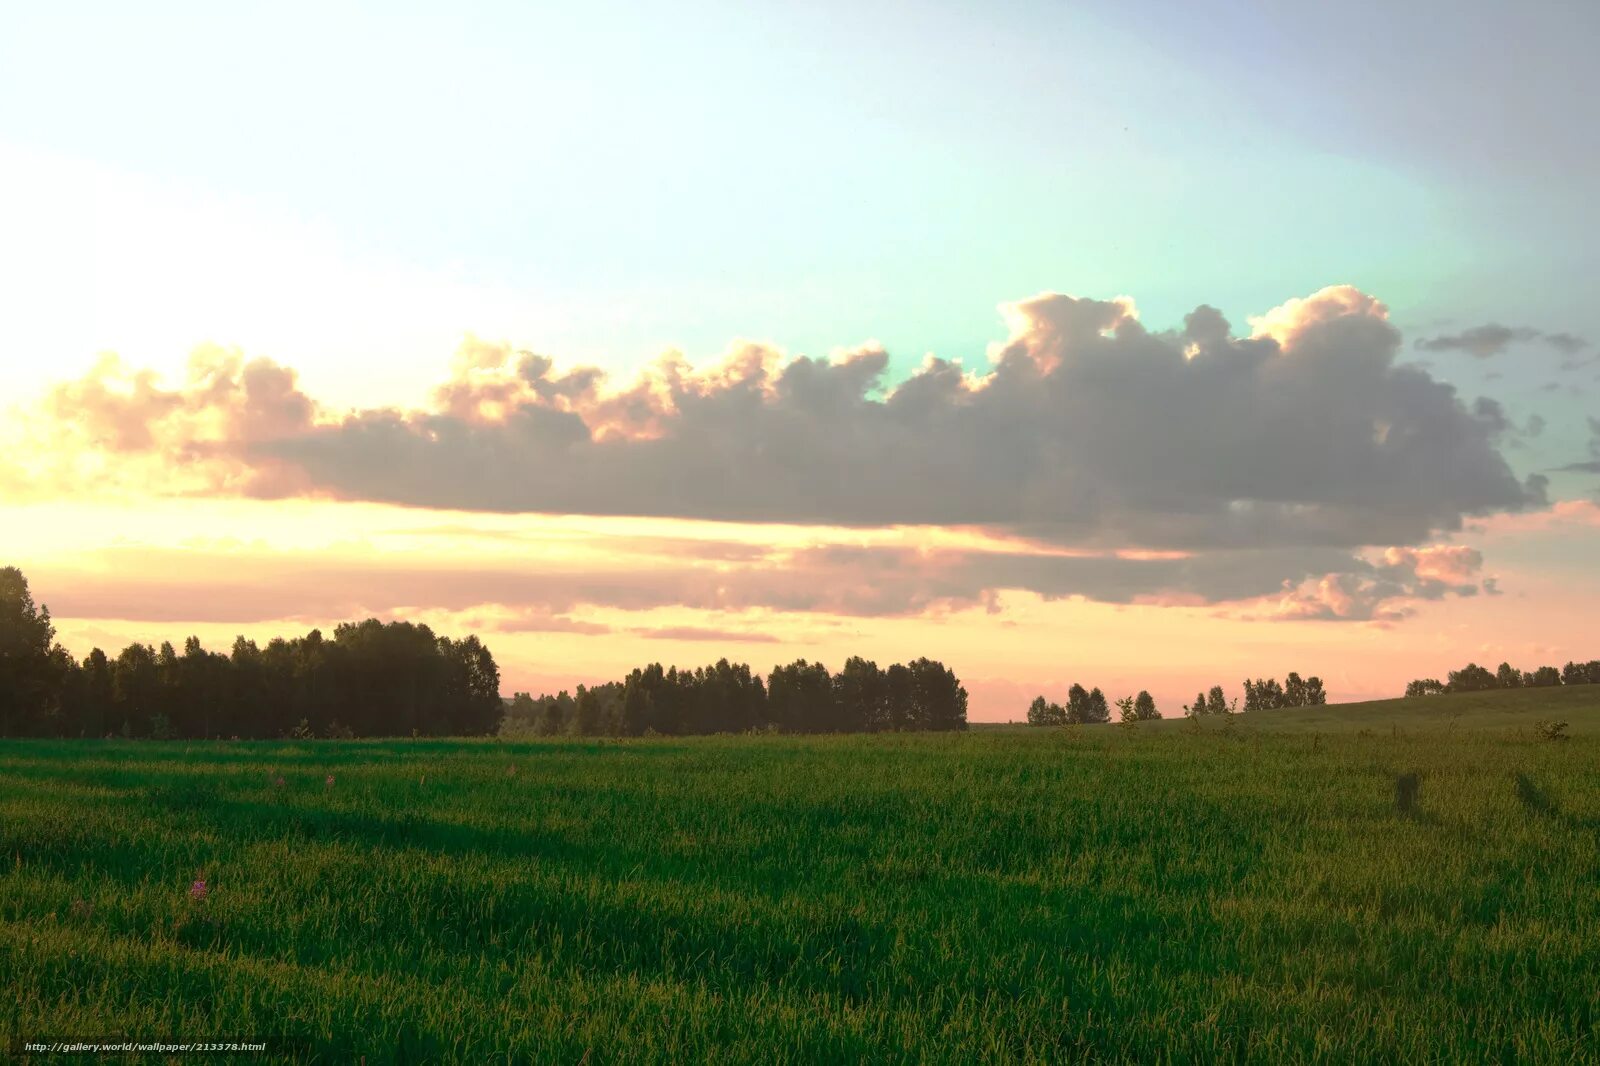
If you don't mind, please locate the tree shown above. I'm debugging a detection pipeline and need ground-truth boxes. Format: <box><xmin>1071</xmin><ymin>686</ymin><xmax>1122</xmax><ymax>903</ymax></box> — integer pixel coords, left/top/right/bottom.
<box><xmin>1083</xmin><ymin>686</ymin><xmax>1110</xmax><ymax>724</ymax></box>
<box><xmin>113</xmin><ymin>643</ymin><xmax>160</xmax><ymax>738</ymax></box>
<box><xmin>537</xmin><ymin>692</ymin><xmax>571</xmax><ymax>735</ymax></box>
<box><xmin>571</xmin><ymin>685</ymin><xmax>604</xmax><ymax>735</ymax></box>
<box><xmin>767</xmin><ymin>659</ymin><xmax>836</xmax><ymax>733</ymax></box>
<box><xmin>1405</xmin><ymin>678</ymin><xmax>1445</xmax><ymax>698</ymax></box>
<box><xmin>1184</xmin><ymin>691</ymin><xmax>1208</xmax><ymax>718</ymax></box>
<box><xmin>836</xmin><ymin>657</ymin><xmax>888</xmax><ymax>732</ymax></box>
<box><xmin>505</xmin><ymin>692</ymin><xmax>539</xmax><ymax>731</ymax></box>
<box><xmin>1065</xmin><ymin>683</ymin><xmax>1091</xmax><ymax>724</ymax></box>
<box><xmin>618</xmin><ymin>671</ymin><xmax>653</xmax><ymax>735</ymax></box>
<box><xmin>0</xmin><ymin>566</ymin><xmax>67</xmax><ymax>736</ymax></box>
<box><xmin>906</xmin><ymin>658</ymin><xmax>968</xmax><ymax>731</ymax></box>
<box><xmin>1447</xmin><ymin>663</ymin><xmax>1497</xmax><ymax>693</ymax></box>
<box><xmin>1243</xmin><ymin>677</ymin><xmax>1287</xmax><ymax>711</ymax></box>
<box><xmin>1028</xmin><ymin>695</ymin><xmax>1065</xmax><ymax>725</ymax></box>
<box><xmin>1206</xmin><ymin>686</ymin><xmax>1229</xmax><ymax>716</ymax></box>
<box><xmin>1528</xmin><ymin>665</ymin><xmax>1562</xmax><ymax>688</ymax></box>
<box><xmin>1495</xmin><ymin>661</ymin><xmax>1522</xmax><ymax>689</ymax></box>
<box><xmin>1304</xmin><ymin>676</ymin><xmax>1326</xmax><ymax>705</ymax></box>
<box><xmin>4</xmin><ymin>564</ymin><xmax>510</xmax><ymax>739</ymax></box>
<box><xmin>1116</xmin><ymin>691</ymin><xmax>1159</xmax><ymax>723</ymax></box>
<box><xmin>441</xmin><ymin>634</ymin><xmax>503</xmax><ymax>734</ymax></box>
<box><xmin>77</xmin><ymin>648</ymin><xmax>114</xmax><ymax>736</ymax></box>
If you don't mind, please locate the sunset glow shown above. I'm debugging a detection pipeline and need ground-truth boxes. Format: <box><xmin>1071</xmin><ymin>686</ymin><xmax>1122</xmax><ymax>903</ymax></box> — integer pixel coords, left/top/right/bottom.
<box><xmin>4</xmin><ymin>2</ymin><xmax>1598</xmax><ymax>719</ymax></box>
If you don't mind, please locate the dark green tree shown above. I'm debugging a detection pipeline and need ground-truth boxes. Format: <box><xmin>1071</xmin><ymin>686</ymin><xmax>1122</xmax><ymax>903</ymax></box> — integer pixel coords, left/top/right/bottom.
<box><xmin>1447</xmin><ymin>662</ymin><xmax>1497</xmax><ymax>692</ymax></box>
<box><xmin>1528</xmin><ymin>665</ymin><xmax>1562</xmax><ymax>688</ymax></box>
<box><xmin>112</xmin><ymin>643</ymin><xmax>160</xmax><ymax>737</ymax></box>
<box><xmin>1083</xmin><ymin>686</ymin><xmax>1110</xmax><ymax>724</ymax></box>
<box><xmin>0</xmin><ymin>566</ymin><xmax>68</xmax><ymax>736</ymax></box>
<box><xmin>767</xmin><ymin>659</ymin><xmax>836</xmax><ymax>733</ymax></box>
<box><xmin>836</xmin><ymin>657</ymin><xmax>888</xmax><ymax>732</ymax></box>
<box><xmin>905</xmin><ymin>658</ymin><xmax>967</xmax><ymax>731</ymax></box>
<box><xmin>1029</xmin><ymin>695</ymin><xmax>1064</xmax><ymax>725</ymax></box>
<box><xmin>1065</xmin><ymin>683</ymin><xmax>1091</xmax><ymax>724</ymax></box>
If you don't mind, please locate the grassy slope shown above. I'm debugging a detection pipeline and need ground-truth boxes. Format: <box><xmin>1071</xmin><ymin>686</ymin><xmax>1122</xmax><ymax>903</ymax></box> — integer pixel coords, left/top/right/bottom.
<box><xmin>1</xmin><ymin>696</ymin><xmax>1597</xmax><ymax>1063</ymax></box>
<box><xmin>1229</xmin><ymin>684</ymin><xmax>1600</xmax><ymax>735</ymax></box>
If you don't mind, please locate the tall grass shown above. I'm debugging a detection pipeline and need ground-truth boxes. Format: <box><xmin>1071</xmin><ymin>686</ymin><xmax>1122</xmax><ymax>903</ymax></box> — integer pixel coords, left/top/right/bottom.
<box><xmin>2</xmin><ymin>710</ymin><xmax>1597</xmax><ymax>1062</ymax></box>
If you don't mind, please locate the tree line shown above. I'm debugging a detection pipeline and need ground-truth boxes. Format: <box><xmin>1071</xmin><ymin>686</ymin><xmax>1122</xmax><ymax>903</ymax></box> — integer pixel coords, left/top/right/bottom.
<box><xmin>504</xmin><ymin>656</ymin><xmax>969</xmax><ymax>736</ymax></box>
<box><xmin>1027</xmin><ymin>684</ymin><xmax>1125</xmax><ymax>725</ymax></box>
<box><xmin>0</xmin><ymin>567</ymin><xmax>501</xmax><ymax>738</ymax></box>
<box><xmin>1027</xmin><ymin>671</ymin><xmax>1325</xmax><ymax>725</ymax></box>
<box><xmin>1404</xmin><ymin>659</ymin><xmax>1600</xmax><ymax>698</ymax></box>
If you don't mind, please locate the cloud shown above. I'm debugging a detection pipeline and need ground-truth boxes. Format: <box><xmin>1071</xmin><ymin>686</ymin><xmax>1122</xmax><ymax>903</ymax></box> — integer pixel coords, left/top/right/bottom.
<box><xmin>1262</xmin><ymin>545</ymin><xmax>1488</xmax><ymax>623</ymax></box>
<box><xmin>28</xmin><ymin>346</ymin><xmax>318</xmax><ymax>498</ymax></box>
<box><xmin>26</xmin><ymin>536</ymin><xmax>1484</xmax><ymax>627</ymax></box>
<box><xmin>1544</xmin><ymin>333</ymin><xmax>1589</xmax><ymax>355</ymax></box>
<box><xmin>31</xmin><ymin>285</ymin><xmax>1541</xmax><ymax>555</ymax></box>
<box><xmin>478</xmin><ymin>607</ymin><xmax>613</xmax><ymax>635</ymax></box>
<box><xmin>631</xmin><ymin>626</ymin><xmax>780</xmax><ymax>643</ymax></box>
<box><xmin>1555</xmin><ymin>416</ymin><xmax>1600</xmax><ymax>473</ymax></box>
<box><xmin>1413</xmin><ymin>323</ymin><xmax>1588</xmax><ymax>359</ymax></box>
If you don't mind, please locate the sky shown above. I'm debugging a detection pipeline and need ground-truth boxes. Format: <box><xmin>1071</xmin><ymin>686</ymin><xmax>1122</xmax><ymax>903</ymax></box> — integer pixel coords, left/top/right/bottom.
<box><xmin>2</xmin><ymin>0</ymin><xmax>1598</xmax><ymax>719</ymax></box>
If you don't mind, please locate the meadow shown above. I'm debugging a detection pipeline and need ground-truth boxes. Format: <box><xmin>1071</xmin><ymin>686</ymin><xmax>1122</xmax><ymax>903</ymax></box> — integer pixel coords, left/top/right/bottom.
<box><xmin>3</xmin><ymin>692</ymin><xmax>1598</xmax><ymax>1063</ymax></box>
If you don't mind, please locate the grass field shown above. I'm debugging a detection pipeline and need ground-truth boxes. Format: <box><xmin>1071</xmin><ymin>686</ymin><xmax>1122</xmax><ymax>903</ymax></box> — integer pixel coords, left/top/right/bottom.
<box><xmin>3</xmin><ymin>693</ymin><xmax>1599</xmax><ymax>1063</ymax></box>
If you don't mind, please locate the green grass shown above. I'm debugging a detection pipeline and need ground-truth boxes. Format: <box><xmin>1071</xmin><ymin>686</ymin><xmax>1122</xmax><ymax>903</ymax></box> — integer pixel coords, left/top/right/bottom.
<box><xmin>3</xmin><ymin>693</ymin><xmax>1598</xmax><ymax>1063</ymax></box>
<box><xmin>1229</xmin><ymin>683</ymin><xmax>1600</xmax><ymax>735</ymax></box>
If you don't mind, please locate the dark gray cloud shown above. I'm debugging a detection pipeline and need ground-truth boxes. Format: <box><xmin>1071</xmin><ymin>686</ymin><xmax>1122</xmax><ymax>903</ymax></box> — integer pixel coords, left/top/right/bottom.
<box><xmin>1556</xmin><ymin>416</ymin><xmax>1600</xmax><ymax>473</ymax></box>
<box><xmin>42</xmin><ymin>285</ymin><xmax>1547</xmax><ymax>611</ymax></box>
<box><xmin>200</xmin><ymin>286</ymin><xmax>1534</xmax><ymax>552</ymax></box>
<box><xmin>1414</xmin><ymin>323</ymin><xmax>1588</xmax><ymax>358</ymax></box>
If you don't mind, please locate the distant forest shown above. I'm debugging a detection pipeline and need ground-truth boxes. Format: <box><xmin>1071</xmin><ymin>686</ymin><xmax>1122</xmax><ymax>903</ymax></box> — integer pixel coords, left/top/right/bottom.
<box><xmin>1026</xmin><ymin>671</ymin><xmax>1326</xmax><ymax>725</ymax></box>
<box><xmin>0</xmin><ymin>566</ymin><xmax>966</xmax><ymax>739</ymax></box>
<box><xmin>11</xmin><ymin>562</ymin><xmax>1600</xmax><ymax>740</ymax></box>
<box><xmin>1405</xmin><ymin>659</ymin><xmax>1600</xmax><ymax>697</ymax></box>
<box><xmin>1</xmin><ymin>568</ymin><xmax>502</xmax><ymax>738</ymax></box>
<box><xmin>503</xmin><ymin>657</ymin><xmax>968</xmax><ymax>736</ymax></box>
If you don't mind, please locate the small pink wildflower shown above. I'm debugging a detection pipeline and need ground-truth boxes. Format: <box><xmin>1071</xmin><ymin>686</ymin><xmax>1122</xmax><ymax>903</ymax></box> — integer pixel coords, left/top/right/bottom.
<box><xmin>189</xmin><ymin>879</ymin><xmax>208</xmax><ymax>901</ymax></box>
<box><xmin>506</xmin><ymin>765</ymin><xmax>517</xmax><ymax>777</ymax></box>
<box><xmin>325</xmin><ymin>774</ymin><xmax>335</xmax><ymax>789</ymax></box>
<box><xmin>273</xmin><ymin>775</ymin><xmax>285</xmax><ymax>788</ymax></box>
